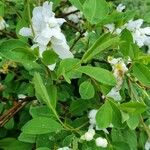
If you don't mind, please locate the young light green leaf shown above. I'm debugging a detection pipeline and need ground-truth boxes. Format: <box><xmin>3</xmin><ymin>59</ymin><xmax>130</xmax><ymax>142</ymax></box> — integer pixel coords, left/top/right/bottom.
<box><xmin>79</xmin><ymin>80</ymin><xmax>95</xmax><ymax>99</ymax></box>
<box><xmin>22</xmin><ymin>117</ymin><xmax>63</xmax><ymax>134</ymax></box>
<box><xmin>77</xmin><ymin>66</ymin><xmax>116</xmax><ymax>86</ymax></box>
<box><xmin>83</xmin><ymin>0</ymin><xmax>109</xmax><ymax>24</ymax></box>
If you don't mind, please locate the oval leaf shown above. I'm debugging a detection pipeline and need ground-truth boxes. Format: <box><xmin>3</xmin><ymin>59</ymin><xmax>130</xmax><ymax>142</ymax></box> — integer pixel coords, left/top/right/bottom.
<box><xmin>77</xmin><ymin>66</ymin><xmax>116</xmax><ymax>86</ymax></box>
<box><xmin>79</xmin><ymin>81</ymin><xmax>95</xmax><ymax>99</ymax></box>
<box><xmin>22</xmin><ymin>117</ymin><xmax>63</xmax><ymax>134</ymax></box>
<box><xmin>83</xmin><ymin>0</ymin><xmax>109</xmax><ymax>24</ymax></box>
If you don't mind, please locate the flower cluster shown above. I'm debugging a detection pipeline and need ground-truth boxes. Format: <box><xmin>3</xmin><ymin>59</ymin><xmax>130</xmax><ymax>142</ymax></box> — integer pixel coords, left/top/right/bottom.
<box><xmin>107</xmin><ymin>57</ymin><xmax>128</xmax><ymax>101</ymax></box>
<box><xmin>80</xmin><ymin>109</ymin><xmax>108</xmax><ymax>148</ymax></box>
<box><xmin>19</xmin><ymin>1</ymin><xmax>73</xmax><ymax>70</ymax></box>
<box><xmin>0</xmin><ymin>16</ymin><xmax>8</xmax><ymax>30</ymax></box>
<box><xmin>105</xmin><ymin>4</ymin><xmax>150</xmax><ymax>49</ymax></box>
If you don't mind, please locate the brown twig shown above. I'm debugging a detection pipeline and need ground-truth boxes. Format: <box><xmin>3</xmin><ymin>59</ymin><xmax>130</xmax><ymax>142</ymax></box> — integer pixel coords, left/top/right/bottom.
<box><xmin>0</xmin><ymin>96</ymin><xmax>35</xmax><ymax>127</ymax></box>
<box><xmin>0</xmin><ymin>30</ymin><xmax>17</xmax><ymax>38</ymax></box>
<box><xmin>58</xmin><ymin>10</ymin><xmax>79</xmax><ymax>18</ymax></box>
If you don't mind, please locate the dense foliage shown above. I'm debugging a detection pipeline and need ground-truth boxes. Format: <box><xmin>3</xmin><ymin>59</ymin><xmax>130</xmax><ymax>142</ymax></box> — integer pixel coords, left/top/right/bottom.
<box><xmin>1</xmin><ymin>0</ymin><xmax>150</xmax><ymax>150</ymax></box>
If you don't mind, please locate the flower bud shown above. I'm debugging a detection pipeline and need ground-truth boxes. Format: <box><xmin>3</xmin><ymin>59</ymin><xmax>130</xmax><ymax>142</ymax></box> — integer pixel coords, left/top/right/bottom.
<box><xmin>95</xmin><ymin>137</ymin><xmax>108</xmax><ymax>148</ymax></box>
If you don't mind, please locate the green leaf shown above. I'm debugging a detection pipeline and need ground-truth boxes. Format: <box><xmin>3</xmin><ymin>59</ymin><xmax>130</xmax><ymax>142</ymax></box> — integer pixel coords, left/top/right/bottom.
<box><xmin>0</xmin><ymin>138</ymin><xmax>32</xmax><ymax>150</ymax></box>
<box><xmin>33</xmin><ymin>73</ymin><xmax>56</xmax><ymax>108</ymax></box>
<box><xmin>46</xmin><ymin>85</ymin><xmax>57</xmax><ymax>109</ymax></box>
<box><xmin>4</xmin><ymin>118</ymin><xmax>14</xmax><ymax>130</ymax></box>
<box><xmin>111</xmin><ymin>128</ymin><xmax>137</xmax><ymax>150</ymax></box>
<box><xmin>120</xmin><ymin>101</ymin><xmax>147</xmax><ymax>114</ymax></box>
<box><xmin>0</xmin><ymin>1</ymin><xmax>4</xmax><ymax>16</ymax></box>
<box><xmin>0</xmin><ymin>40</ymin><xmax>40</xmax><ymax>70</ymax></box>
<box><xmin>22</xmin><ymin>117</ymin><xmax>63</xmax><ymax>134</ymax></box>
<box><xmin>77</xmin><ymin>66</ymin><xmax>116</xmax><ymax>86</ymax></box>
<box><xmin>69</xmin><ymin>99</ymin><xmax>89</xmax><ymax>116</ymax></box>
<box><xmin>18</xmin><ymin>133</ymin><xmax>36</xmax><ymax>143</ymax></box>
<box><xmin>119</xmin><ymin>29</ymin><xmax>140</xmax><ymax>59</ymax></box>
<box><xmin>96</xmin><ymin>100</ymin><xmax>112</xmax><ymax>128</ymax></box>
<box><xmin>79</xmin><ymin>81</ymin><xmax>95</xmax><ymax>99</ymax></box>
<box><xmin>0</xmin><ymin>39</ymin><xmax>28</xmax><ymax>58</ymax></box>
<box><xmin>127</xmin><ymin>115</ymin><xmax>140</xmax><ymax>130</ymax></box>
<box><xmin>132</xmin><ymin>63</ymin><xmax>150</xmax><ymax>87</ymax></box>
<box><xmin>51</xmin><ymin>0</ymin><xmax>61</xmax><ymax>8</ymax></box>
<box><xmin>109</xmin><ymin>100</ymin><xmax>123</xmax><ymax>128</ymax></box>
<box><xmin>112</xmin><ymin>142</ymin><xmax>131</xmax><ymax>150</ymax></box>
<box><xmin>42</xmin><ymin>50</ymin><xmax>58</xmax><ymax>65</ymax></box>
<box><xmin>57</xmin><ymin>58</ymin><xmax>81</xmax><ymax>83</ymax></box>
<box><xmin>82</xmin><ymin>33</ymin><xmax>120</xmax><ymax>63</ymax></box>
<box><xmin>29</xmin><ymin>105</ymin><xmax>54</xmax><ymax>118</ymax></box>
<box><xmin>69</xmin><ymin>0</ymin><xmax>83</xmax><ymax>11</ymax></box>
<box><xmin>83</xmin><ymin>0</ymin><xmax>109</xmax><ymax>24</ymax></box>
<box><xmin>36</xmin><ymin>134</ymin><xmax>53</xmax><ymax>148</ymax></box>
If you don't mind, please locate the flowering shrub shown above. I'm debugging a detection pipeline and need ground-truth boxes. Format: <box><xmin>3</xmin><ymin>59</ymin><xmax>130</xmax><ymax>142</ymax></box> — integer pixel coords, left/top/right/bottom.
<box><xmin>0</xmin><ymin>0</ymin><xmax>150</xmax><ymax>150</ymax></box>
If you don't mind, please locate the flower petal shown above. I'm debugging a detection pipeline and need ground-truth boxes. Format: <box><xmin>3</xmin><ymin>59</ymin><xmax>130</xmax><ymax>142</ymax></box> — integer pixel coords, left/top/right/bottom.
<box><xmin>19</xmin><ymin>27</ymin><xmax>32</xmax><ymax>36</ymax></box>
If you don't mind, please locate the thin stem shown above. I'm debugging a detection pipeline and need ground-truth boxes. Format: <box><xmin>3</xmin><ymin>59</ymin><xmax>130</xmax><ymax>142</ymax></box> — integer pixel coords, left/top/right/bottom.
<box><xmin>27</xmin><ymin>0</ymin><xmax>35</xmax><ymax>36</ymax></box>
<box><xmin>140</xmin><ymin>115</ymin><xmax>150</xmax><ymax>139</ymax></box>
<box><xmin>47</xmin><ymin>103</ymin><xmax>71</xmax><ymax>130</ymax></box>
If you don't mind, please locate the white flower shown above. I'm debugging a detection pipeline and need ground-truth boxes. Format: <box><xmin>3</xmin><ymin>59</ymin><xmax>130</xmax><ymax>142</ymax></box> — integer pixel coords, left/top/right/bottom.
<box><xmin>18</xmin><ymin>94</ymin><xmax>27</xmax><ymax>99</ymax></box>
<box><xmin>125</xmin><ymin>19</ymin><xmax>143</xmax><ymax>31</ymax></box>
<box><xmin>108</xmin><ymin>56</ymin><xmax>128</xmax><ymax>80</ymax></box>
<box><xmin>88</xmin><ymin>109</ymin><xmax>98</xmax><ymax>126</ymax></box>
<box><xmin>19</xmin><ymin>1</ymin><xmax>73</xmax><ymax>68</ymax></box>
<box><xmin>145</xmin><ymin>140</ymin><xmax>150</xmax><ymax>150</ymax></box>
<box><xmin>104</xmin><ymin>23</ymin><xmax>115</xmax><ymax>33</ymax></box>
<box><xmin>116</xmin><ymin>4</ymin><xmax>126</xmax><ymax>12</ymax></box>
<box><xmin>107</xmin><ymin>87</ymin><xmax>122</xmax><ymax>101</ymax></box>
<box><xmin>63</xmin><ymin>6</ymin><xmax>82</xmax><ymax>23</ymax></box>
<box><xmin>95</xmin><ymin>137</ymin><xmax>108</xmax><ymax>148</ymax></box>
<box><xmin>57</xmin><ymin>147</ymin><xmax>72</xmax><ymax>150</ymax></box>
<box><xmin>107</xmin><ymin>57</ymin><xmax>128</xmax><ymax>101</ymax></box>
<box><xmin>0</xmin><ymin>17</ymin><xmax>8</xmax><ymax>30</ymax></box>
<box><xmin>81</xmin><ymin>128</ymin><xmax>95</xmax><ymax>141</ymax></box>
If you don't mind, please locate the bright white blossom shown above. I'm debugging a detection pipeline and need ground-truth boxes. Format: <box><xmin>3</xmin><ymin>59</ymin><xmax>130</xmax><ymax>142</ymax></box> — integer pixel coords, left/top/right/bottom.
<box><xmin>145</xmin><ymin>140</ymin><xmax>150</xmax><ymax>150</ymax></box>
<box><xmin>0</xmin><ymin>17</ymin><xmax>8</xmax><ymax>30</ymax></box>
<box><xmin>107</xmin><ymin>57</ymin><xmax>128</xmax><ymax>101</ymax></box>
<box><xmin>95</xmin><ymin>137</ymin><xmax>108</xmax><ymax>148</ymax></box>
<box><xmin>18</xmin><ymin>94</ymin><xmax>27</xmax><ymax>99</ymax></box>
<box><xmin>63</xmin><ymin>6</ymin><xmax>82</xmax><ymax>23</ymax></box>
<box><xmin>19</xmin><ymin>1</ymin><xmax>73</xmax><ymax>69</ymax></box>
<box><xmin>116</xmin><ymin>4</ymin><xmax>126</xmax><ymax>12</ymax></box>
<box><xmin>104</xmin><ymin>4</ymin><xmax>150</xmax><ymax>49</ymax></box>
<box><xmin>81</xmin><ymin>128</ymin><xmax>95</xmax><ymax>141</ymax></box>
<box><xmin>105</xmin><ymin>18</ymin><xmax>150</xmax><ymax>48</ymax></box>
<box><xmin>57</xmin><ymin>147</ymin><xmax>72</xmax><ymax>150</ymax></box>
<box><xmin>107</xmin><ymin>87</ymin><xmax>122</xmax><ymax>101</ymax></box>
<box><xmin>88</xmin><ymin>109</ymin><xmax>98</xmax><ymax>126</ymax></box>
